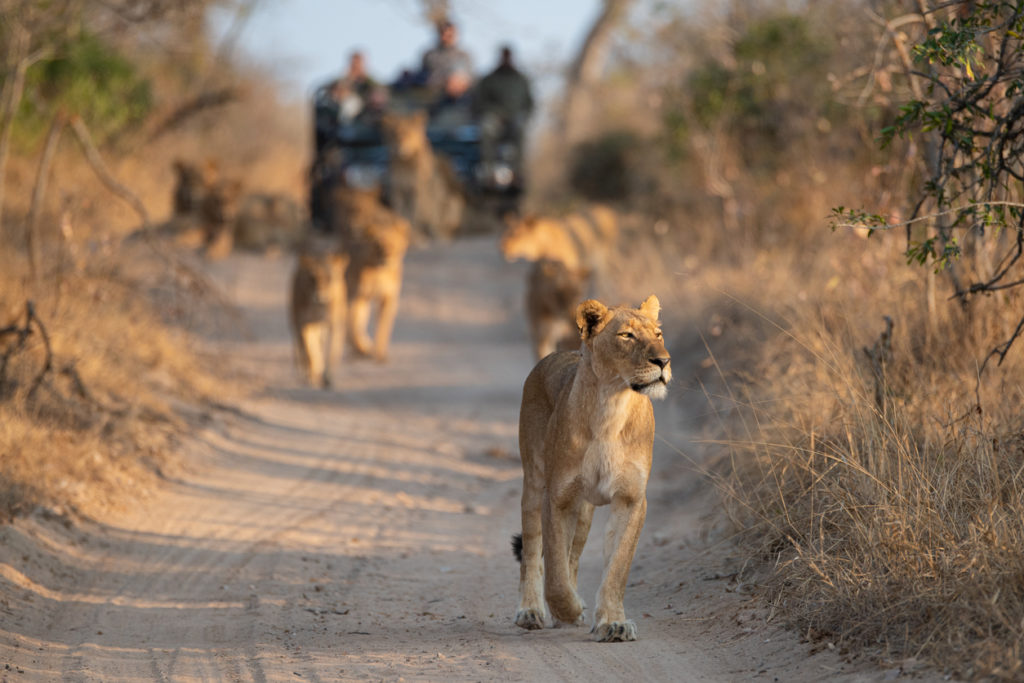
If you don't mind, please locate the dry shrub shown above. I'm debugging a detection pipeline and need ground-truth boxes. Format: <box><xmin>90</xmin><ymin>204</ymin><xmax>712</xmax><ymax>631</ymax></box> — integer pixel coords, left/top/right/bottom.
<box><xmin>0</xmin><ymin>242</ymin><xmax>230</xmax><ymax>519</ymax></box>
<box><xmin>718</xmin><ymin>234</ymin><xmax>1024</xmax><ymax>678</ymax></box>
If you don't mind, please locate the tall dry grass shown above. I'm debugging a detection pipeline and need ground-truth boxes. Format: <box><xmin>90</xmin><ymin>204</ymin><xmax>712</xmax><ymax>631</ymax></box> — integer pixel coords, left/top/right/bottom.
<box><xmin>714</xmin><ymin>232</ymin><xmax>1024</xmax><ymax>679</ymax></box>
<box><xmin>0</xmin><ymin>239</ymin><xmax>233</xmax><ymax>519</ymax></box>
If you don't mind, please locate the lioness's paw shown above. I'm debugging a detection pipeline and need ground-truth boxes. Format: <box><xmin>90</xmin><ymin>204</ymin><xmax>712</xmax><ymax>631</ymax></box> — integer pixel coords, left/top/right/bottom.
<box><xmin>515</xmin><ymin>608</ymin><xmax>546</xmax><ymax>630</ymax></box>
<box><xmin>591</xmin><ymin>620</ymin><xmax>638</xmax><ymax>642</ymax></box>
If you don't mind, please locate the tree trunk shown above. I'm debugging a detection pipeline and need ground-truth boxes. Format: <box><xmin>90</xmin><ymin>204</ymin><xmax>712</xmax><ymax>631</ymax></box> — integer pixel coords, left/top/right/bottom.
<box><xmin>0</xmin><ymin>20</ymin><xmax>32</xmax><ymax>236</ymax></box>
<box><xmin>558</xmin><ymin>0</ymin><xmax>634</xmax><ymax>146</ymax></box>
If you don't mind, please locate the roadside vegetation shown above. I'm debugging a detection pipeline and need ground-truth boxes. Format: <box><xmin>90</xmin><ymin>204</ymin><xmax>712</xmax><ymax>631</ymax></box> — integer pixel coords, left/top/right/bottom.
<box><xmin>0</xmin><ymin>0</ymin><xmax>300</xmax><ymax>518</ymax></box>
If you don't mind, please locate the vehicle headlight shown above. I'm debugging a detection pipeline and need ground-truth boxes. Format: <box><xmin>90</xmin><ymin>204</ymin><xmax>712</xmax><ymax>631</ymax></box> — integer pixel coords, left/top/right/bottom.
<box><xmin>344</xmin><ymin>164</ymin><xmax>383</xmax><ymax>188</ymax></box>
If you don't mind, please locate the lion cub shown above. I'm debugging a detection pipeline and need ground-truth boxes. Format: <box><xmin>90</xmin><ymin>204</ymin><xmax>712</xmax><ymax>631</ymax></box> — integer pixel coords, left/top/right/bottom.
<box><xmin>380</xmin><ymin>111</ymin><xmax>464</xmax><ymax>241</ymax></box>
<box><xmin>289</xmin><ymin>242</ymin><xmax>348</xmax><ymax>388</ymax></box>
<box><xmin>513</xmin><ymin>296</ymin><xmax>670</xmax><ymax>642</ymax></box>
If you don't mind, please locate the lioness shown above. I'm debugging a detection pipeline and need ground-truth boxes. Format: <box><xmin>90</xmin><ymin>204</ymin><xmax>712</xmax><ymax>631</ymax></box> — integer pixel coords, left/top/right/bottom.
<box><xmin>201</xmin><ymin>178</ymin><xmax>244</xmax><ymax>260</ymax></box>
<box><xmin>500</xmin><ymin>204</ymin><xmax>619</xmax><ymax>274</ymax></box>
<box><xmin>172</xmin><ymin>158</ymin><xmax>217</xmax><ymax>216</ymax></box>
<box><xmin>513</xmin><ymin>295</ymin><xmax>670</xmax><ymax>642</ymax></box>
<box><xmin>289</xmin><ymin>241</ymin><xmax>348</xmax><ymax>388</ymax></box>
<box><xmin>341</xmin><ymin>196</ymin><xmax>411</xmax><ymax>362</ymax></box>
<box><xmin>525</xmin><ymin>258</ymin><xmax>589</xmax><ymax>360</ymax></box>
<box><xmin>380</xmin><ymin>111</ymin><xmax>464</xmax><ymax>241</ymax></box>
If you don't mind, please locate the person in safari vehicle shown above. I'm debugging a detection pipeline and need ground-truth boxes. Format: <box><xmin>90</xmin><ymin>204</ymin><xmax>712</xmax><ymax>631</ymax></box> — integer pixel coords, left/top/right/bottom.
<box><xmin>474</xmin><ymin>45</ymin><xmax>534</xmax><ymax>184</ymax></box>
<box><xmin>418</xmin><ymin>20</ymin><xmax>475</xmax><ymax>125</ymax></box>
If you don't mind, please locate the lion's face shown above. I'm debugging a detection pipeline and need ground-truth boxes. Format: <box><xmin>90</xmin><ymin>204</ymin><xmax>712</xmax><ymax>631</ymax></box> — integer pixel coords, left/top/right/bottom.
<box><xmin>577</xmin><ymin>296</ymin><xmax>671</xmax><ymax>399</ymax></box>
<box><xmin>500</xmin><ymin>216</ymin><xmax>546</xmax><ymax>261</ymax></box>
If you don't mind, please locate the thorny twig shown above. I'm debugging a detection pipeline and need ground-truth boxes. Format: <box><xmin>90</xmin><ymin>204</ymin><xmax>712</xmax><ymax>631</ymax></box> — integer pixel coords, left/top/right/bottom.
<box><xmin>0</xmin><ymin>300</ymin><xmax>95</xmax><ymax>406</ymax></box>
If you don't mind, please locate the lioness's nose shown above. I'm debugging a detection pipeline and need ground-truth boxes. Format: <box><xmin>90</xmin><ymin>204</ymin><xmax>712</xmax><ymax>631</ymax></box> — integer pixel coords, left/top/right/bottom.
<box><xmin>650</xmin><ymin>356</ymin><xmax>670</xmax><ymax>369</ymax></box>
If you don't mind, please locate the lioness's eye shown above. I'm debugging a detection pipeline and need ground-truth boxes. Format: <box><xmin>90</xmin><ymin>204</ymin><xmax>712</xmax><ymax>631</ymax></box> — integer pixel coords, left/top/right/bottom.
<box><xmin>619</xmin><ymin>331</ymin><xmax>635</xmax><ymax>340</ymax></box>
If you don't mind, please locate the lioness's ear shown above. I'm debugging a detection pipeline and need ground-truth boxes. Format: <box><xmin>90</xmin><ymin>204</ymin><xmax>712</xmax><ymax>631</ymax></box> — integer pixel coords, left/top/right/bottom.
<box><xmin>639</xmin><ymin>295</ymin><xmax>661</xmax><ymax>321</ymax></box>
<box><xmin>576</xmin><ymin>299</ymin><xmax>610</xmax><ymax>339</ymax></box>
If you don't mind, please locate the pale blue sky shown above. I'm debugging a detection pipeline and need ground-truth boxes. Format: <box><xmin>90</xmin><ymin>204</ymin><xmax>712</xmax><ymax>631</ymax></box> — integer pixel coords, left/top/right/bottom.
<box><xmin>216</xmin><ymin>0</ymin><xmax>602</xmax><ymax>101</ymax></box>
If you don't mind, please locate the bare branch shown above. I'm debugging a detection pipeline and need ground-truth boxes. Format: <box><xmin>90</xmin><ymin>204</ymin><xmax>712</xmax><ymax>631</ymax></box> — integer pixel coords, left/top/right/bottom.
<box><xmin>67</xmin><ymin>115</ymin><xmax>150</xmax><ymax>226</ymax></box>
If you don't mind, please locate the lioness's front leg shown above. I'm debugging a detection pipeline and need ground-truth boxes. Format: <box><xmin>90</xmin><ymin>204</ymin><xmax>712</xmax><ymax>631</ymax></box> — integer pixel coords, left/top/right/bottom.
<box><xmin>542</xmin><ymin>489</ymin><xmax>585</xmax><ymax>626</ymax></box>
<box><xmin>592</xmin><ymin>495</ymin><xmax>647</xmax><ymax>642</ymax></box>
<box><xmin>300</xmin><ymin>323</ymin><xmax>329</xmax><ymax>388</ymax></box>
<box><xmin>568</xmin><ymin>501</ymin><xmax>594</xmax><ymax>593</ymax></box>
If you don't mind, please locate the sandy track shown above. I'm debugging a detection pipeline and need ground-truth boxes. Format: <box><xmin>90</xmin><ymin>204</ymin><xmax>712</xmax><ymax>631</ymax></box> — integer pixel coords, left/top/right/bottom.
<box><xmin>0</xmin><ymin>237</ymin><xmax>903</xmax><ymax>681</ymax></box>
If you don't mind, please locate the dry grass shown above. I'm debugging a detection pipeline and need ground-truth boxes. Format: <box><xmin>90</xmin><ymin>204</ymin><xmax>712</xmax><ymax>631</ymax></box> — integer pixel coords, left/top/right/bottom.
<box><xmin>0</xmin><ymin>241</ymin><xmax>233</xmax><ymax>519</ymax></box>
<box><xmin>0</xmin><ymin>40</ymin><xmax>307</xmax><ymax>522</ymax></box>
<box><xmin>710</xmin><ymin>232</ymin><xmax>1024</xmax><ymax>679</ymax></box>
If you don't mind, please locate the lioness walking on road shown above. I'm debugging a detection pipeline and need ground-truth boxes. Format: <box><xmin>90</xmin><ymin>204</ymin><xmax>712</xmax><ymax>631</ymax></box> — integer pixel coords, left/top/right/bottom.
<box><xmin>331</xmin><ymin>188</ymin><xmax>411</xmax><ymax>363</ymax></box>
<box><xmin>289</xmin><ymin>242</ymin><xmax>348</xmax><ymax>388</ymax></box>
<box><xmin>512</xmin><ymin>295</ymin><xmax>670</xmax><ymax>642</ymax></box>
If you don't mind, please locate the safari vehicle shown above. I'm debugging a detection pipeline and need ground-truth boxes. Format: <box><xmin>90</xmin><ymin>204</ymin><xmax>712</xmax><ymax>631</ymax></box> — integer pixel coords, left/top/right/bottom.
<box><xmin>310</xmin><ymin>83</ymin><xmax>523</xmax><ymax>228</ymax></box>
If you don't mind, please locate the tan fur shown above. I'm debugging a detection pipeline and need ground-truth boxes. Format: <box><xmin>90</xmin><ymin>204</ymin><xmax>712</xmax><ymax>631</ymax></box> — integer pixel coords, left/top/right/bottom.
<box><xmin>380</xmin><ymin>111</ymin><xmax>464</xmax><ymax>241</ymax></box>
<box><xmin>289</xmin><ymin>244</ymin><xmax>348</xmax><ymax>388</ymax></box>
<box><xmin>201</xmin><ymin>178</ymin><xmax>244</xmax><ymax>260</ymax></box>
<box><xmin>336</xmin><ymin>189</ymin><xmax>411</xmax><ymax>362</ymax></box>
<box><xmin>514</xmin><ymin>295</ymin><xmax>671</xmax><ymax>642</ymax></box>
<box><xmin>500</xmin><ymin>205</ymin><xmax>619</xmax><ymax>274</ymax></box>
<box><xmin>525</xmin><ymin>259</ymin><xmax>589</xmax><ymax>360</ymax></box>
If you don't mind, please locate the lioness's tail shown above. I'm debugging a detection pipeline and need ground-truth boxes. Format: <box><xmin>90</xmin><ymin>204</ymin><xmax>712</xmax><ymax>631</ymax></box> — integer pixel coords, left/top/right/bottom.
<box><xmin>511</xmin><ymin>533</ymin><xmax>523</xmax><ymax>563</ymax></box>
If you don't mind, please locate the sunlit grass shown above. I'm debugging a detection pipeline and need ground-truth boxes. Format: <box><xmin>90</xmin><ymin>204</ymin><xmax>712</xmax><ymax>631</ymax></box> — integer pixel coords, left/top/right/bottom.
<box><xmin>712</xmin><ymin>242</ymin><xmax>1024</xmax><ymax>678</ymax></box>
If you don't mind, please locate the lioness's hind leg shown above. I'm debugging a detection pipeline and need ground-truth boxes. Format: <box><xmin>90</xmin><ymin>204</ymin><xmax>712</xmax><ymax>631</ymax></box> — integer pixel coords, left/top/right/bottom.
<box><xmin>373</xmin><ymin>292</ymin><xmax>399</xmax><ymax>362</ymax></box>
<box><xmin>515</xmin><ymin>483</ymin><xmax>547</xmax><ymax>630</ymax></box>
<box><xmin>348</xmin><ymin>297</ymin><xmax>373</xmax><ymax>356</ymax></box>
<box><xmin>329</xmin><ymin>288</ymin><xmax>346</xmax><ymax>369</ymax></box>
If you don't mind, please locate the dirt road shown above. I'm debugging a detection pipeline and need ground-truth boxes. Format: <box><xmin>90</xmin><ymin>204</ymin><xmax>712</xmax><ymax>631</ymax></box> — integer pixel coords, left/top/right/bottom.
<box><xmin>0</xmin><ymin>237</ymin><xmax>897</xmax><ymax>681</ymax></box>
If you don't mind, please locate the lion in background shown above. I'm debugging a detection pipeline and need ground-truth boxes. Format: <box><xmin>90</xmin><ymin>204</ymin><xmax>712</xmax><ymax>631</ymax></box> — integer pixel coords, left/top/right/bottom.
<box><xmin>289</xmin><ymin>240</ymin><xmax>347</xmax><ymax>388</ymax></box>
<box><xmin>525</xmin><ymin>259</ymin><xmax>589</xmax><ymax>360</ymax></box>
<box><xmin>500</xmin><ymin>204</ymin><xmax>619</xmax><ymax>276</ymax></box>
<box><xmin>502</xmin><ymin>205</ymin><xmax>620</xmax><ymax>358</ymax></box>
<box><xmin>512</xmin><ymin>295</ymin><xmax>670</xmax><ymax>642</ymax></box>
<box><xmin>381</xmin><ymin>111</ymin><xmax>464</xmax><ymax>241</ymax></box>
<box><xmin>165</xmin><ymin>159</ymin><xmax>305</xmax><ymax>258</ymax></box>
<box><xmin>327</xmin><ymin>185</ymin><xmax>411</xmax><ymax>363</ymax></box>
